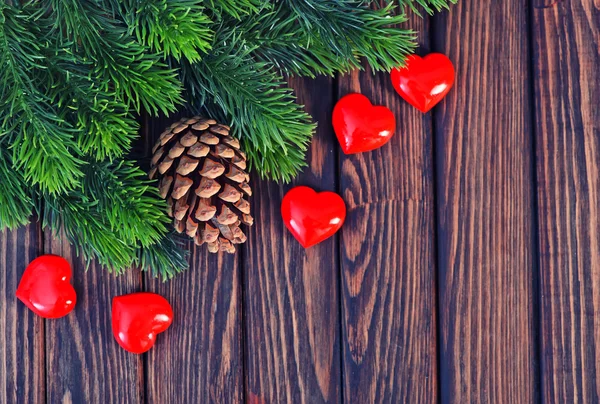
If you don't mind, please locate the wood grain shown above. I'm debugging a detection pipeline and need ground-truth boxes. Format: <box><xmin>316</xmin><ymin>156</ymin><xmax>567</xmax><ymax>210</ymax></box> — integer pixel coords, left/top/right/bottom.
<box><xmin>45</xmin><ymin>233</ymin><xmax>143</xmax><ymax>404</ymax></box>
<box><xmin>433</xmin><ymin>0</ymin><xmax>538</xmax><ymax>402</ymax></box>
<box><xmin>243</xmin><ymin>76</ymin><xmax>342</xmax><ymax>404</ymax></box>
<box><xmin>336</xmin><ymin>14</ymin><xmax>438</xmax><ymax>402</ymax></box>
<box><xmin>531</xmin><ymin>0</ymin><xmax>600</xmax><ymax>402</ymax></box>
<box><xmin>144</xmin><ymin>251</ymin><xmax>243</xmax><ymax>403</ymax></box>
<box><xmin>0</xmin><ymin>226</ymin><xmax>44</xmax><ymax>404</ymax></box>
<box><xmin>143</xmin><ymin>115</ymin><xmax>244</xmax><ymax>404</ymax></box>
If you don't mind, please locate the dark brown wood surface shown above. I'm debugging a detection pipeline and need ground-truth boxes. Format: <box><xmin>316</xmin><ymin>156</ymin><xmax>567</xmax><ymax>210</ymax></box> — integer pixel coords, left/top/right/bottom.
<box><xmin>1</xmin><ymin>2</ymin><xmax>599</xmax><ymax>403</ymax></box>
<box><xmin>143</xmin><ymin>115</ymin><xmax>245</xmax><ymax>404</ymax></box>
<box><xmin>532</xmin><ymin>0</ymin><xmax>600</xmax><ymax>402</ymax></box>
<box><xmin>337</xmin><ymin>13</ymin><xmax>438</xmax><ymax>403</ymax></box>
<box><xmin>433</xmin><ymin>0</ymin><xmax>539</xmax><ymax>402</ymax></box>
<box><xmin>244</xmin><ymin>76</ymin><xmax>341</xmax><ymax>404</ymax></box>
<box><xmin>45</xmin><ymin>234</ymin><xmax>143</xmax><ymax>404</ymax></box>
<box><xmin>0</xmin><ymin>226</ymin><xmax>44</xmax><ymax>404</ymax></box>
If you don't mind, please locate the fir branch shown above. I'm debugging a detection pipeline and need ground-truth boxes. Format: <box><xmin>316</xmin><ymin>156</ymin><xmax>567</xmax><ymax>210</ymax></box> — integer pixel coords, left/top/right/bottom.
<box><xmin>0</xmin><ymin>4</ymin><xmax>84</xmax><ymax>194</ymax></box>
<box><xmin>46</xmin><ymin>58</ymin><xmax>139</xmax><ymax>161</ymax></box>
<box><xmin>254</xmin><ymin>0</ymin><xmax>415</xmax><ymax>77</ymax></box>
<box><xmin>118</xmin><ymin>0</ymin><xmax>214</xmax><ymax>63</ymax></box>
<box><xmin>80</xmin><ymin>160</ymin><xmax>170</xmax><ymax>248</ymax></box>
<box><xmin>230</xmin><ymin>5</ymin><xmax>348</xmax><ymax>78</ymax></box>
<box><xmin>204</xmin><ymin>0</ymin><xmax>264</xmax><ymax>19</ymax></box>
<box><xmin>395</xmin><ymin>0</ymin><xmax>456</xmax><ymax>14</ymax></box>
<box><xmin>71</xmin><ymin>93</ymin><xmax>140</xmax><ymax>161</ymax></box>
<box><xmin>180</xmin><ymin>33</ymin><xmax>315</xmax><ymax>181</ymax></box>
<box><xmin>45</xmin><ymin>0</ymin><xmax>183</xmax><ymax>115</ymax></box>
<box><xmin>136</xmin><ymin>232</ymin><xmax>189</xmax><ymax>279</ymax></box>
<box><xmin>42</xmin><ymin>159</ymin><xmax>188</xmax><ymax>277</ymax></box>
<box><xmin>0</xmin><ymin>147</ymin><xmax>34</xmax><ymax>230</ymax></box>
<box><xmin>43</xmin><ymin>193</ymin><xmax>137</xmax><ymax>272</ymax></box>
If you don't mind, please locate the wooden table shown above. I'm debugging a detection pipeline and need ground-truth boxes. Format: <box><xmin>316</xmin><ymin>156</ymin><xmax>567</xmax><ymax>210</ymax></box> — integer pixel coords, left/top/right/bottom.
<box><xmin>2</xmin><ymin>1</ymin><xmax>599</xmax><ymax>403</ymax></box>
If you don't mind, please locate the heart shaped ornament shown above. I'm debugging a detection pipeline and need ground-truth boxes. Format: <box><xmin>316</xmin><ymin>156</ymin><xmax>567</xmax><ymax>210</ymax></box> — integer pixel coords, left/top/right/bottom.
<box><xmin>16</xmin><ymin>255</ymin><xmax>77</xmax><ymax>319</ymax></box>
<box><xmin>112</xmin><ymin>292</ymin><xmax>173</xmax><ymax>354</ymax></box>
<box><xmin>391</xmin><ymin>53</ymin><xmax>455</xmax><ymax>113</ymax></box>
<box><xmin>332</xmin><ymin>93</ymin><xmax>396</xmax><ymax>154</ymax></box>
<box><xmin>281</xmin><ymin>186</ymin><xmax>346</xmax><ymax>248</ymax></box>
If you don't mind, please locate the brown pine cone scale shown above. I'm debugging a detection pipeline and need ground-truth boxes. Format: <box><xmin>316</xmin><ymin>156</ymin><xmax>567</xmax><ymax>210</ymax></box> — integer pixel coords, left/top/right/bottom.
<box><xmin>149</xmin><ymin>116</ymin><xmax>253</xmax><ymax>254</ymax></box>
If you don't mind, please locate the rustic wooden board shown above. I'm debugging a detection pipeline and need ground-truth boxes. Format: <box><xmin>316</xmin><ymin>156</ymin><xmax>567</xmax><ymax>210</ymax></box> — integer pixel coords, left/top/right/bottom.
<box><xmin>0</xmin><ymin>226</ymin><xmax>44</xmax><ymax>404</ymax></box>
<box><xmin>531</xmin><ymin>0</ymin><xmax>600</xmax><ymax>402</ymax></box>
<box><xmin>145</xmin><ymin>251</ymin><xmax>243</xmax><ymax>403</ymax></box>
<box><xmin>336</xmin><ymin>14</ymin><xmax>438</xmax><ymax>402</ymax></box>
<box><xmin>143</xmin><ymin>115</ymin><xmax>244</xmax><ymax>404</ymax></box>
<box><xmin>243</xmin><ymin>76</ymin><xmax>342</xmax><ymax>404</ymax></box>
<box><xmin>433</xmin><ymin>0</ymin><xmax>539</xmax><ymax>402</ymax></box>
<box><xmin>44</xmin><ymin>234</ymin><xmax>143</xmax><ymax>404</ymax></box>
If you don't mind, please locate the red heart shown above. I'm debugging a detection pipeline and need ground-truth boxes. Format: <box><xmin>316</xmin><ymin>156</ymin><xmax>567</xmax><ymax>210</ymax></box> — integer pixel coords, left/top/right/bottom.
<box><xmin>16</xmin><ymin>255</ymin><xmax>77</xmax><ymax>319</ymax></box>
<box><xmin>332</xmin><ymin>93</ymin><xmax>396</xmax><ymax>154</ymax></box>
<box><xmin>112</xmin><ymin>292</ymin><xmax>173</xmax><ymax>354</ymax></box>
<box><xmin>281</xmin><ymin>186</ymin><xmax>346</xmax><ymax>248</ymax></box>
<box><xmin>391</xmin><ymin>53</ymin><xmax>455</xmax><ymax>113</ymax></box>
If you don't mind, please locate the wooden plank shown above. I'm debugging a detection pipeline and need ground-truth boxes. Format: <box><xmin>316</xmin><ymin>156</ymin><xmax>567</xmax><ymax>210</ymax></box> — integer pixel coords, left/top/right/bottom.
<box><xmin>531</xmin><ymin>0</ymin><xmax>600</xmax><ymax>402</ymax></box>
<box><xmin>433</xmin><ymin>0</ymin><xmax>538</xmax><ymax>402</ymax></box>
<box><xmin>45</xmin><ymin>234</ymin><xmax>143</xmax><ymax>403</ymax></box>
<box><xmin>243</xmin><ymin>76</ymin><xmax>342</xmax><ymax>404</ymax></box>
<box><xmin>336</xmin><ymin>14</ymin><xmax>438</xmax><ymax>402</ymax></box>
<box><xmin>144</xmin><ymin>251</ymin><xmax>243</xmax><ymax>403</ymax></box>
<box><xmin>144</xmin><ymin>115</ymin><xmax>244</xmax><ymax>404</ymax></box>
<box><xmin>0</xmin><ymin>226</ymin><xmax>44</xmax><ymax>404</ymax></box>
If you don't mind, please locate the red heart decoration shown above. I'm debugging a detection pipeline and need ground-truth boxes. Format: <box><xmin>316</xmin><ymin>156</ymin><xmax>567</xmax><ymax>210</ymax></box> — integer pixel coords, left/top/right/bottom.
<box><xmin>112</xmin><ymin>292</ymin><xmax>173</xmax><ymax>354</ymax></box>
<box><xmin>391</xmin><ymin>53</ymin><xmax>455</xmax><ymax>113</ymax></box>
<box><xmin>281</xmin><ymin>186</ymin><xmax>346</xmax><ymax>248</ymax></box>
<box><xmin>16</xmin><ymin>255</ymin><xmax>77</xmax><ymax>319</ymax></box>
<box><xmin>332</xmin><ymin>93</ymin><xmax>396</xmax><ymax>154</ymax></box>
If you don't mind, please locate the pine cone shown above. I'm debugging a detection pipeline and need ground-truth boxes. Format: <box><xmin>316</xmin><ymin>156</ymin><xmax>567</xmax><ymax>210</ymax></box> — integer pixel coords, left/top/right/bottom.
<box><xmin>149</xmin><ymin>116</ymin><xmax>253</xmax><ymax>254</ymax></box>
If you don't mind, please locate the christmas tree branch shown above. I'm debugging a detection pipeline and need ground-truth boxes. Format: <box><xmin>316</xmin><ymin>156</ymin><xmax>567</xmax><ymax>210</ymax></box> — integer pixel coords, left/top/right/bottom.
<box><xmin>46</xmin><ymin>0</ymin><xmax>183</xmax><ymax>116</ymax></box>
<box><xmin>46</xmin><ymin>59</ymin><xmax>140</xmax><ymax>161</ymax></box>
<box><xmin>79</xmin><ymin>160</ymin><xmax>170</xmax><ymax>248</ymax></box>
<box><xmin>252</xmin><ymin>0</ymin><xmax>415</xmax><ymax>77</ymax></box>
<box><xmin>0</xmin><ymin>147</ymin><xmax>34</xmax><ymax>230</ymax></box>
<box><xmin>395</xmin><ymin>0</ymin><xmax>457</xmax><ymax>14</ymax></box>
<box><xmin>180</xmin><ymin>34</ymin><xmax>315</xmax><ymax>181</ymax></box>
<box><xmin>116</xmin><ymin>0</ymin><xmax>214</xmax><ymax>63</ymax></box>
<box><xmin>0</xmin><ymin>4</ymin><xmax>83</xmax><ymax>194</ymax></box>
<box><xmin>43</xmin><ymin>193</ymin><xmax>137</xmax><ymax>272</ymax></box>
<box><xmin>237</xmin><ymin>1</ymin><xmax>415</xmax><ymax>78</ymax></box>
<box><xmin>42</xmin><ymin>159</ymin><xmax>189</xmax><ymax>277</ymax></box>
<box><xmin>204</xmin><ymin>0</ymin><xmax>264</xmax><ymax>19</ymax></box>
<box><xmin>136</xmin><ymin>232</ymin><xmax>189</xmax><ymax>279</ymax></box>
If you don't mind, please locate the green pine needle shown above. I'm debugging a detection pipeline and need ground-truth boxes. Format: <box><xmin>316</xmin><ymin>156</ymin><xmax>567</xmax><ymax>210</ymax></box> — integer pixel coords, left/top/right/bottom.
<box><xmin>72</xmin><ymin>96</ymin><xmax>140</xmax><ymax>161</ymax></box>
<box><xmin>137</xmin><ymin>232</ymin><xmax>189</xmax><ymax>280</ymax></box>
<box><xmin>42</xmin><ymin>159</ymin><xmax>189</xmax><ymax>277</ymax></box>
<box><xmin>396</xmin><ymin>0</ymin><xmax>457</xmax><ymax>14</ymax></box>
<box><xmin>119</xmin><ymin>0</ymin><xmax>214</xmax><ymax>63</ymax></box>
<box><xmin>261</xmin><ymin>0</ymin><xmax>415</xmax><ymax>76</ymax></box>
<box><xmin>204</xmin><ymin>0</ymin><xmax>264</xmax><ymax>19</ymax></box>
<box><xmin>0</xmin><ymin>148</ymin><xmax>34</xmax><ymax>230</ymax></box>
<box><xmin>0</xmin><ymin>4</ymin><xmax>84</xmax><ymax>194</ymax></box>
<box><xmin>80</xmin><ymin>160</ymin><xmax>170</xmax><ymax>248</ymax></box>
<box><xmin>46</xmin><ymin>0</ymin><xmax>184</xmax><ymax>116</ymax></box>
<box><xmin>180</xmin><ymin>33</ymin><xmax>316</xmax><ymax>181</ymax></box>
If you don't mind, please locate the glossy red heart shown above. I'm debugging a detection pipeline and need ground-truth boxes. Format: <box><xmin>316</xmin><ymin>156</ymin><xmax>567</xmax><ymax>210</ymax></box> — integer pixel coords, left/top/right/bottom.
<box><xmin>391</xmin><ymin>53</ymin><xmax>455</xmax><ymax>113</ymax></box>
<box><xmin>332</xmin><ymin>93</ymin><xmax>396</xmax><ymax>154</ymax></box>
<box><xmin>16</xmin><ymin>255</ymin><xmax>77</xmax><ymax>319</ymax></box>
<box><xmin>281</xmin><ymin>186</ymin><xmax>346</xmax><ymax>248</ymax></box>
<box><xmin>112</xmin><ymin>292</ymin><xmax>173</xmax><ymax>354</ymax></box>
